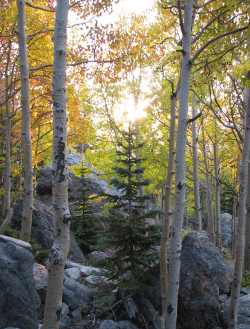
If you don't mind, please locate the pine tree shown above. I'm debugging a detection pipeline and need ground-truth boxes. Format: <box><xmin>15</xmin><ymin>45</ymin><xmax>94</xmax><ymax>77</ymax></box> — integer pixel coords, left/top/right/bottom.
<box><xmin>98</xmin><ymin>122</ymin><xmax>161</xmax><ymax>290</ymax></box>
<box><xmin>73</xmin><ymin>165</ymin><xmax>99</xmax><ymax>254</ymax></box>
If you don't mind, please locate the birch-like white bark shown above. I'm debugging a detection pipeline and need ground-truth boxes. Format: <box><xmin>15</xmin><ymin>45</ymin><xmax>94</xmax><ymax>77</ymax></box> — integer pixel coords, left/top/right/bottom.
<box><xmin>160</xmin><ymin>78</ymin><xmax>180</xmax><ymax>328</ymax></box>
<box><xmin>165</xmin><ymin>1</ymin><xmax>193</xmax><ymax>327</ymax></box>
<box><xmin>42</xmin><ymin>1</ymin><xmax>70</xmax><ymax>328</ymax></box>
<box><xmin>17</xmin><ymin>0</ymin><xmax>33</xmax><ymax>242</ymax></box>
<box><xmin>191</xmin><ymin>94</ymin><xmax>202</xmax><ymax>231</ymax></box>
<box><xmin>244</xmin><ymin>87</ymin><xmax>250</xmax><ymax>271</ymax></box>
<box><xmin>214</xmin><ymin>131</ymin><xmax>222</xmax><ymax>247</ymax></box>
<box><xmin>228</xmin><ymin>83</ymin><xmax>250</xmax><ymax>329</ymax></box>
<box><xmin>3</xmin><ymin>40</ymin><xmax>12</xmax><ymax>220</ymax></box>
<box><xmin>201</xmin><ymin>117</ymin><xmax>214</xmax><ymax>242</ymax></box>
<box><xmin>244</xmin><ymin>157</ymin><xmax>250</xmax><ymax>271</ymax></box>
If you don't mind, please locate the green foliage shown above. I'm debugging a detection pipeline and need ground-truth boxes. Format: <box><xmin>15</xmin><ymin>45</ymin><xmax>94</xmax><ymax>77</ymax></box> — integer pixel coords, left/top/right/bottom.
<box><xmin>0</xmin><ymin>217</ymin><xmax>20</xmax><ymax>240</ymax></box>
<box><xmin>34</xmin><ymin>249</ymin><xmax>50</xmax><ymax>263</ymax></box>
<box><xmin>95</xmin><ymin>123</ymin><xmax>161</xmax><ymax>291</ymax></box>
<box><xmin>0</xmin><ymin>217</ymin><xmax>45</xmax><ymax>259</ymax></box>
<box><xmin>181</xmin><ymin>227</ymin><xmax>192</xmax><ymax>237</ymax></box>
<box><xmin>72</xmin><ymin>164</ymin><xmax>99</xmax><ymax>254</ymax></box>
<box><xmin>241</xmin><ymin>271</ymin><xmax>250</xmax><ymax>288</ymax></box>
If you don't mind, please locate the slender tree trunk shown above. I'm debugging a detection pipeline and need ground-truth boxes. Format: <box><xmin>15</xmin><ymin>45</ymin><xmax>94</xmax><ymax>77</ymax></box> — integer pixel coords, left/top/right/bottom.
<box><xmin>191</xmin><ymin>94</ymin><xmax>202</xmax><ymax>231</ymax></box>
<box><xmin>165</xmin><ymin>1</ymin><xmax>193</xmax><ymax>327</ymax></box>
<box><xmin>135</xmin><ymin>117</ymin><xmax>144</xmax><ymax>199</ymax></box>
<box><xmin>244</xmin><ymin>87</ymin><xmax>250</xmax><ymax>271</ymax></box>
<box><xmin>232</xmin><ymin>193</ymin><xmax>238</xmax><ymax>252</ymax></box>
<box><xmin>3</xmin><ymin>40</ymin><xmax>12</xmax><ymax>220</ymax></box>
<box><xmin>42</xmin><ymin>1</ymin><xmax>70</xmax><ymax>328</ymax></box>
<box><xmin>214</xmin><ymin>130</ymin><xmax>222</xmax><ymax>247</ymax></box>
<box><xmin>244</xmin><ymin>153</ymin><xmax>250</xmax><ymax>271</ymax></box>
<box><xmin>160</xmin><ymin>80</ymin><xmax>179</xmax><ymax>328</ymax></box>
<box><xmin>201</xmin><ymin>116</ymin><xmax>214</xmax><ymax>241</ymax></box>
<box><xmin>16</xmin><ymin>0</ymin><xmax>33</xmax><ymax>242</ymax></box>
<box><xmin>228</xmin><ymin>83</ymin><xmax>250</xmax><ymax>329</ymax></box>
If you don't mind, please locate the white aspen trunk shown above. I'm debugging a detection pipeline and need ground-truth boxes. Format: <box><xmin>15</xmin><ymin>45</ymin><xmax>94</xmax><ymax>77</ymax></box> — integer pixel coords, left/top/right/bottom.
<box><xmin>191</xmin><ymin>94</ymin><xmax>202</xmax><ymax>231</ymax></box>
<box><xmin>165</xmin><ymin>1</ymin><xmax>193</xmax><ymax>328</ymax></box>
<box><xmin>17</xmin><ymin>0</ymin><xmax>33</xmax><ymax>242</ymax></box>
<box><xmin>42</xmin><ymin>1</ymin><xmax>70</xmax><ymax>328</ymax></box>
<box><xmin>244</xmin><ymin>87</ymin><xmax>250</xmax><ymax>271</ymax></box>
<box><xmin>228</xmin><ymin>84</ymin><xmax>250</xmax><ymax>329</ymax></box>
<box><xmin>135</xmin><ymin>117</ymin><xmax>144</xmax><ymax>199</ymax></box>
<box><xmin>244</xmin><ymin>156</ymin><xmax>250</xmax><ymax>271</ymax></box>
<box><xmin>201</xmin><ymin>117</ymin><xmax>214</xmax><ymax>242</ymax></box>
<box><xmin>160</xmin><ymin>81</ymin><xmax>179</xmax><ymax>328</ymax></box>
<box><xmin>232</xmin><ymin>193</ymin><xmax>237</xmax><ymax>253</ymax></box>
<box><xmin>214</xmin><ymin>132</ymin><xmax>222</xmax><ymax>247</ymax></box>
<box><xmin>3</xmin><ymin>40</ymin><xmax>12</xmax><ymax>220</ymax></box>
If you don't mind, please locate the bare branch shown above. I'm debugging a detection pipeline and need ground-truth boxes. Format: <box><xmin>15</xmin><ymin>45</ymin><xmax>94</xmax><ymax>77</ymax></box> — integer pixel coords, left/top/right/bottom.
<box><xmin>25</xmin><ymin>1</ymin><xmax>56</xmax><ymax>12</ymax></box>
<box><xmin>178</xmin><ymin>0</ymin><xmax>185</xmax><ymax>35</ymax></box>
<box><xmin>188</xmin><ymin>111</ymin><xmax>202</xmax><ymax>123</ymax></box>
<box><xmin>191</xmin><ymin>25</ymin><xmax>249</xmax><ymax>63</ymax></box>
<box><xmin>193</xmin><ymin>0</ymin><xmax>217</xmax><ymax>9</ymax></box>
<box><xmin>191</xmin><ymin>10</ymin><xmax>229</xmax><ymax>44</ymax></box>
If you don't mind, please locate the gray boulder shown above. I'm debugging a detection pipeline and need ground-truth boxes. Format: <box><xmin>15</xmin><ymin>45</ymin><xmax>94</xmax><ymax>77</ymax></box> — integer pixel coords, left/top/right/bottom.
<box><xmin>118</xmin><ymin>321</ymin><xmax>138</xmax><ymax>329</ymax></box>
<box><xmin>98</xmin><ymin>320</ymin><xmax>118</xmax><ymax>329</ymax></box>
<box><xmin>178</xmin><ymin>231</ymin><xmax>233</xmax><ymax>328</ymax></box>
<box><xmin>59</xmin><ymin>303</ymin><xmax>74</xmax><ymax>329</ymax></box>
<box><xmin>0</xmin><ymin>236</ymin><xmax>40</xmax><ymax>329</ymax></box>
<box><xmin>221</xmin><ymin>213</ymin><xmax>234</xmax><ymax>245</ymax></box>
<box><xmin>12</xmin><ymin>199</ymin><xmax>86</xmax><ymax>263</ymax></box>
<box><xmin>141</xmin><ymin>231</ymin><xmax>233</xmax><ymax>329</ymax></box>
<box><xmin>63</xmin><ymin>277</ymin><xmax>92</xmax><ymax>310</ymax></box>
<box><xmin>36</xmin><ymin>164</ymin><xmax>121</xmax><ymax>211</ymax></box>
<box><xmin>33</xmin><ymin>263</ymin><xmax>48</xmax><ymax>302</ymax></box>
<box><xmin>33</xmin><ymin>263</ymin><xmax>48</xmax><ymax>320</ymax></box>
<box><xmin>221</xmin><ymin>293</ymin><xmax>250</xmax><ymax>327</ymax></box>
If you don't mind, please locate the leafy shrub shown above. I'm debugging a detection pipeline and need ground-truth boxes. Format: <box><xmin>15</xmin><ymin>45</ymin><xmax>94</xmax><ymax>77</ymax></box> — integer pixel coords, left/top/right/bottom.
<box><xmin>242</xmin><ymin>271</ymin><xmax>250</xmax><ymax>287</ymax></box>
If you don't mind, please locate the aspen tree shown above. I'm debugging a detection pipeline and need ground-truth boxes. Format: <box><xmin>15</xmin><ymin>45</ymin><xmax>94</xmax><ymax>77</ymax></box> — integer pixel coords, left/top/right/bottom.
<box><xmin>214</xmin><ymin>129</ymin><xmax>222</xmax><ymax>247</ymax></box>
<box><xmin>228</xmin><ymin>81</ymin><xmax>250</xmax><ymax>328</ymax></box>
<box><xmin>201</xmin><ymin>116</ymin><xmax>215</xmax><ymax>241</ymax></box>
<box><xmin>160</xmin><ymin>77</ymin><xmax>180</xmax><ymax>328</ymax></box>
<box><xmin>0</xmin><ymin>40</ymin><xmax>13</xmax><ymax>233</ymax></box>
<box><xmin>16</xmin><ymin>0</ymin><xmax>33</xmax><ymax>242</ymax></box>
<box><xmin>244</xmin><ymin>86</ymin><xmax>250</xmax><ymax>271</ymax></box>
<box><xmin>165</xmin><ymin>0</ymin><xmax>194</xmax><ymax>327</ymax></box>
<box><xmin>191</xmin><ymin>94</ymin><xmax>202</xmax><ymax>231</ymax></box>
<box><xmin>42</xmin><ymin>0</ymin><xmax>70</xmax><ymax>327</ymax></box>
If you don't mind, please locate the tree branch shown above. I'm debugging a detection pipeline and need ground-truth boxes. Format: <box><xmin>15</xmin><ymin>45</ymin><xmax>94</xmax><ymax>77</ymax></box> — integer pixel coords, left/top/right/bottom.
<box><xmin>188</xmin><ymin>111</ymin><xmax>202</xmax><ymax>123</ymax></box>
<box><xmin>191</xmin><ymin>10</ymin><xmax>229</xmax><ymax>44</ymax></box>
<box><xmin>191</xmin><ymin>25</ymin><xmax>249</xmax><ymax>63</ymax></box>
<box><xmin>178</xmin><ymin>0</ymin><xmax>185</xmax><ymax>35</ymax></box>
<box><xmin>25</xmin><ymin>1</ymin><xmax>56</xmax><ymax>12</ymax></box>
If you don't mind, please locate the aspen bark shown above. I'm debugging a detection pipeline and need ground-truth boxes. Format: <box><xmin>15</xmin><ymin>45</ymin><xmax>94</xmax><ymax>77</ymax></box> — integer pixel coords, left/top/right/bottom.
<box><xmin>191</xmin><ymin>94</ymin><xmax>202</xmax><ymax>231</ymax></box>
<box><xmin>244</xmin><ymin>87</ymin><xmax>250</xmax><ymax>271</ymax></box>
<box><xmin>17</xmin><ymin>0</ymin><xmax>33</xmax><ymax>242</ymax></box>
<box><xmin>214</xmin><ymin>132</ymin><xmax>222</xmax><ymax>247</ymax></box>
<box><xmin>3</xmin><ymin>40</ymin><xmax>12</xmax><ymax>220</ymax></box>
<box><xmin>244</xmin><ymin>153</ymin><xmax>250</xmax><ymax>271</ymax></box>
<box><xmin>201</xmin><ymin>117</ymin><xmax>214</xmax><ymax>242</ymax></box>
<box><xmin>160</xmin><ymin>78</ymin><xmax>180</xmax><ymax>328</ymax></box>
<box><xmin>228</xmin><ymin>83</ymin><xmax>250</xmax><ymax>329</ymax></box>
<box><xmin>165</xmin><ymin>1</ymin><xmax>193</xmax><ymax>327</ymax></box>
<box><xmin>42</xmin><ymin>1</ymin><xmax>70</xmax><ymax>328</ymax></box>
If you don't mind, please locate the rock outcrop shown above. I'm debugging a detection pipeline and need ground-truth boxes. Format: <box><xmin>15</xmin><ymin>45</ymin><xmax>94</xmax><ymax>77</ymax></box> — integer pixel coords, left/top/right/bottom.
<box><xmin>0</xmin><ymin>236</ymin><xmax>40</xmax><ymax>329</ymax></box>
<box><xmin>141</xmin><ymin>231</ymin><xmax>233</xmax><ymax>329</ymax></box>
<box><xmin>12</xmin><ymin>199</ymin><xmax>85</xmax><ymax>263</ymax></box>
